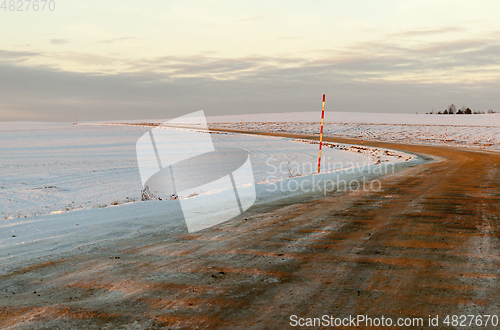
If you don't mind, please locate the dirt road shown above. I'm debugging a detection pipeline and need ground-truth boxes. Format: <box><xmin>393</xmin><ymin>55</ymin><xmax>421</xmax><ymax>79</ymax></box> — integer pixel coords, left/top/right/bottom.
<box><xmin>1</xmin><ymin>132</ymin><xmax>500</xmax><ymax>329</ymax></box>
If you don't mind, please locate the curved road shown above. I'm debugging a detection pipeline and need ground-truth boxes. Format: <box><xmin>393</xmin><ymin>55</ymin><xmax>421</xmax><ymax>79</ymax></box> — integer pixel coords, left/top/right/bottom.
<box><xmin>1</xmin><ymin>131</ymin><xmax>500</xmax><ymax>329</ymax></box>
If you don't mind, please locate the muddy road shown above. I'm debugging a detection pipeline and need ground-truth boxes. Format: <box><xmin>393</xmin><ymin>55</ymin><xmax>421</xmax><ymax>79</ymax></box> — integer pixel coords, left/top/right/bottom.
<box><xmin>1</xmin><ymin>132</ymin><xmax>500</xmax><ymax>329</ymax></box>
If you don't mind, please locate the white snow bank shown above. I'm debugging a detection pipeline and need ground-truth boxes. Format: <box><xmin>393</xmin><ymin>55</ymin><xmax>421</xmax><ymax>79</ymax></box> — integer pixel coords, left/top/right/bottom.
<box><xmin>206</xmin><ymin>112</ymin><xmax>500</xmax><ymax>151</ymax></box>
<box><xmin>205</xmin><ymin>111</ymin><xmax>500</xmax><ymax>126</ymax></box>
<box><xmin>0</xmin><ymin>122</ymin><xmax>418</xmax><ymax>273</ymax></box>
<box><xmin>1</xmin><ymin>123</ymin><xmax>414</xmax><ymax>220</ymax></box>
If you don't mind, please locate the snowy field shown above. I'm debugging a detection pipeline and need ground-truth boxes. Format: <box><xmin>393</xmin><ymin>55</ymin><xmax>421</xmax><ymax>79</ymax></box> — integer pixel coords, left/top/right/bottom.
<box><xmin>205</xmin><ymin>111</ymin><xmax>500</xmax><ymax>151</ymax></box>
<box><xmin>0</xmin><ymin>122</ymin><xmax>416</xmax><ymax>273</ymax></box>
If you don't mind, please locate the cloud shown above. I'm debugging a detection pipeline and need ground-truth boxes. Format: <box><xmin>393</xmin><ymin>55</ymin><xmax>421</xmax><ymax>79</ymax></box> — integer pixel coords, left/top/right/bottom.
<box><xmin>1</xmin><ymin>51</ymin><xmax>500</xmax><ymax>122</ymax></box>
<box><xmin>100</xmin><ymin>37</ymin><xmax>139</xmax><ymax>44</ymax></box>
<box><xmin>58</xmin><ymin>52</ymin><xmax>116</xmax><ymax>66</ymax></box>
<box><xmin>418</xmin><ymin>38</ymin><xmax>489</xmax><ymax>53</ymax></box>
<box><xmin>235</xmin><ymin>16</ymin><xmax>262</xmax><ymax>23</ymax></box>
<box><xmin>307</xmin><ymin>36</ymin><xmax>500</xmax><ymax>79</ymax></box>
<box><xmin>0</xmin><ymin>50</ymin><xmax>39</xmax><ymax>60</ymax></box>
<box><xmin>2</xmin><ymin>34</ymin><xmax>500</xmax><ymax>121</ymax></box>
<box><xmin>122</xmin><ymin>54</ymin><xmax>307</xmax><ymax>80</ymax></box>
<box><xmin>274</xmin><ymin>36</ymin><xmax>302</xmax><ymax>41</ymax></box>
<box><xmin>8</xmin><ymin>33</ymin><xmax>500</xmax><ymax>81</ymax></box>
<box><xmin>50</xmin><ymin>39</ymin><xmax>69</xmax><ymax>45</ymax></box>
<box><xmin>391</xmin><ymin>27</ymin><xmax>462</xmax><ymax>37</ymax></box>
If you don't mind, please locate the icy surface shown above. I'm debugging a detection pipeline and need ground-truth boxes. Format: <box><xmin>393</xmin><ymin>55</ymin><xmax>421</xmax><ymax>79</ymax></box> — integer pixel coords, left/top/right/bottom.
<box><xmin>0</xmin><ymin>122</ymin><xmax>145</xmax><ymax>220</ymax></box>
<box><xmin>206</xmin><ymin>111</ymin><xmax>500</xmax><ymax>151</ymax></box>
<box><xmin>1</xmin><ymin>122</ymin><xmax>413</xmax><ymax>220</ymax></box>
<box><xmin>0</xmin><ymin>121</ymin><xmax>416</xmax><ymax>273</ymax></box>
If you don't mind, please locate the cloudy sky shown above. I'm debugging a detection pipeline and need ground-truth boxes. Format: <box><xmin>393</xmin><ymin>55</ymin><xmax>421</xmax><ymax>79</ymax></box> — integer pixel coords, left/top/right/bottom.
<box><xmin>1</xmin><ymin>0</ymin><xmax>500</xmax><ymax>121</ymax></box>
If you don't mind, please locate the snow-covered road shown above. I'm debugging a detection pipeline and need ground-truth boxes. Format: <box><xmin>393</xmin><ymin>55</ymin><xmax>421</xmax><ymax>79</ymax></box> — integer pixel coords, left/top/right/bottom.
<box><xmin>207</xmin><ymin>111</ymin><xmax>500</xmax><ymax>151</ymax></box>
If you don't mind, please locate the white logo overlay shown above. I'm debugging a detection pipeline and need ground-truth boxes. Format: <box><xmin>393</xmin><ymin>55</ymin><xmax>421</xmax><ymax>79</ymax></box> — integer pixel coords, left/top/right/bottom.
<box><xmin>135</xmin><ymin>111</ymin><xmax>256</xmax><ymax>232</ymax></box>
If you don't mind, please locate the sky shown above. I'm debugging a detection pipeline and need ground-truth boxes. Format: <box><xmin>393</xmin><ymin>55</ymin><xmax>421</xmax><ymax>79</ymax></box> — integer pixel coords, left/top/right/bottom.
<box><xmin>1</xmin><ymin>0</ymin><xmax>500</xmax><ymax>121</ymax></box>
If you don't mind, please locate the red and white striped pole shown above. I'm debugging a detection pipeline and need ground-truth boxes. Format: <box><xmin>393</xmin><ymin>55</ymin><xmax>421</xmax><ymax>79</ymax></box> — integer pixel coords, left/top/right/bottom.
<box><xmin>318</xmin><ymin>94</ymin><xmax>325</xmax><ymax>174</ymax></box>
<box><xmin>444</xmin><ymin>128</ymin><xmax>447</xmax><ymax>146</ymax></box>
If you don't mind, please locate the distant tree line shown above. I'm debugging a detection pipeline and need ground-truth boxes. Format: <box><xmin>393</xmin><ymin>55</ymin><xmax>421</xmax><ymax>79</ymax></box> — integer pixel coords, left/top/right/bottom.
<box><xmin>426</xmin><ymin>104</ymin><xmax>497</xmax><ymax>115</ymax></box>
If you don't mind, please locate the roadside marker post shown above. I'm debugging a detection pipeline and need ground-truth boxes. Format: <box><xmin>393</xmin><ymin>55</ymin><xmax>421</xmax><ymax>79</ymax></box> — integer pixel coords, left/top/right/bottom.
<box><xmin>318</xmin><ymin>94</ymin><xmax>325</xmax><ymax>174</ymax></box>
<box><xmin>444</xmin><ymin>128</ymin><xmax>447</xmax><ymax>146</ymax></box>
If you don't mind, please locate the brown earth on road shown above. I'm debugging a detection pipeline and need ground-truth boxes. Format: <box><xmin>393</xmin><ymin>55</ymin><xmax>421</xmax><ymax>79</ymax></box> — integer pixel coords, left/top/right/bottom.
<box><xmin>1</xmin><ymin>130</ymin><xmax>500</xmax><ymax>329</ymax></box>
